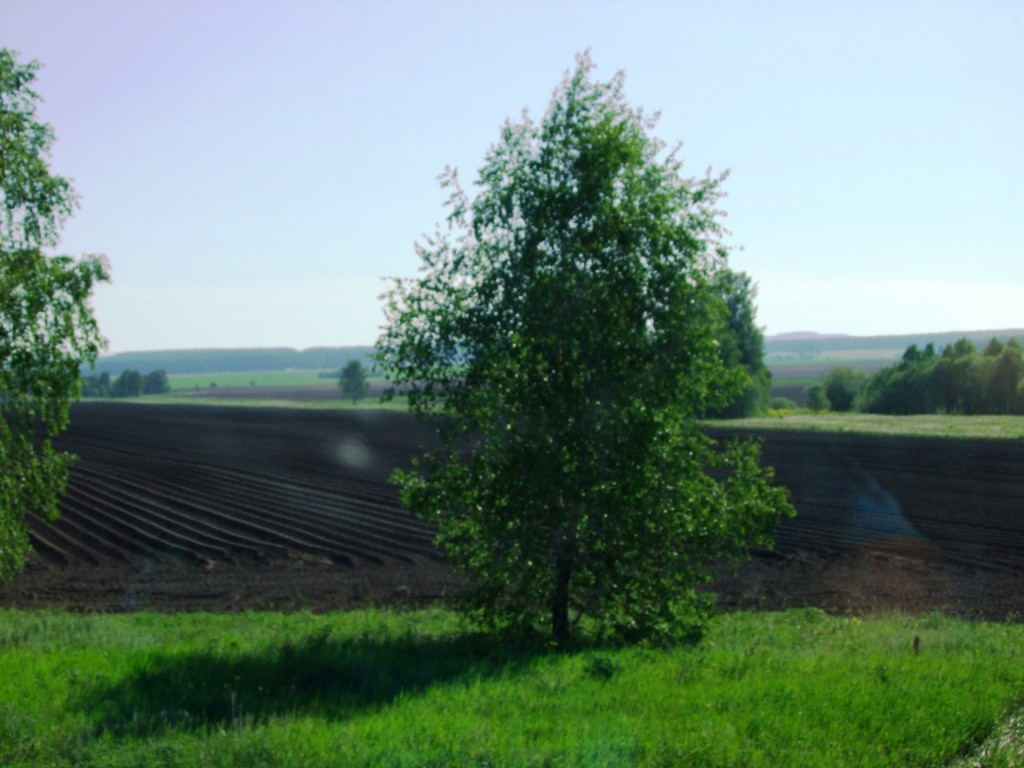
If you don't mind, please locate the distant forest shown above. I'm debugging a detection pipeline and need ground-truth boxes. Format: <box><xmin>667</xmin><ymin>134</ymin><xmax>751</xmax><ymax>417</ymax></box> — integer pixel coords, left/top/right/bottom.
<box><xmin>86</xmin><ymin>347</ymin><xmax>375</xmax><ymax>376</ymax></box>
<box><xmin>860</xmin><ymin>337</ymin><xmax>1024</xmax><ymax>415</ymax></box>
<box><xmin>792</xmin><ymin>335</ymin><xmax>1024</xmax><ymax>416</ymax></box>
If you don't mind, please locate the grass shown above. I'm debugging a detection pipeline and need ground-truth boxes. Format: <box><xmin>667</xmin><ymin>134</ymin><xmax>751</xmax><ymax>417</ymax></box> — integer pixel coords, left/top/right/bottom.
<box><xmin>769</xmin><ymin>375</ymin><xmax>817</xmax><ymax>389</ymax></box>
<box><xmin>707</xmin><ymin>412</ymin><xmax>1024</xmax><ymax>440</ymax></box>
<box><xmin>167</xmin><ymin>370</ymin><xmax>344</xmax><ymax>391</ymax></box>
<box><xmin>1</xmin><ymin>607</ymin><xmax>1022</xmax><ymax>767</ymax></box>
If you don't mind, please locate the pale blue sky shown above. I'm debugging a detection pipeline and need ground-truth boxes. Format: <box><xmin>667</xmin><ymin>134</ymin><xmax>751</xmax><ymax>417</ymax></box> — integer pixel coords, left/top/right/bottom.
<box><xmin>4</xmin><ymin>0</ymin><xmax>1022</xmax><ymax>353</ymax></box>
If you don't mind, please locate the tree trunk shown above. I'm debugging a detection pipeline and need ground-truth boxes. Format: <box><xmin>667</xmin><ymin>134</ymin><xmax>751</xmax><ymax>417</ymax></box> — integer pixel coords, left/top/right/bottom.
<box><xmin>551</xmin><ymin>529</ymin><xmax>574</xmax><ymax>647</ymax></box>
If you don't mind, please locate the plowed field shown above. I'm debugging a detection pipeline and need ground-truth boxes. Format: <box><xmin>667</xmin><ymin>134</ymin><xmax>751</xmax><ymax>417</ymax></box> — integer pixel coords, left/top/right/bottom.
<box><xmin>2</xmin><ymin>403</ymin><xmax>1022</xmax><ymax>619</ymax></box>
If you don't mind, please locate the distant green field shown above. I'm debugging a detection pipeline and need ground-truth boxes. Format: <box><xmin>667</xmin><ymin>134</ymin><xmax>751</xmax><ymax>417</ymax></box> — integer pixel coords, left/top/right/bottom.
<box><xmin>90</xmin><ymin>346</ymin><xmax>375</xmax><ymax>377</ymax></box>
<box><xmin>140</xmin><ymin>394</ymin><xmax>409</xmax><ymax>411</ymax></box>
<box><xmin>769</xmin><ymin>375</ymin><xmax>816</xmax><ymax>390</ymax></box>
<box><xmin>168</xmin><ymin>370</ymin><xmax>339</xmax><ymax>390</ymax></box>
<box><xmin>708</xmin><ymin>412</ymin><xmax>1024</xmax><ymax>440</ymax></box>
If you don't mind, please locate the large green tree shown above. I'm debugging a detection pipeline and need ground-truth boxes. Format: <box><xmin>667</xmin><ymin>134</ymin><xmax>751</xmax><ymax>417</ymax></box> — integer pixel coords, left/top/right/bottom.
<box><xmin>1</xmin><ymin>49</ymin><xmax>109</xmax><ymax>580</ymax></box>
<box><xmin>378</xmin><ymin>54</ymin><xmax>792</xmax><ymax>645</ymax></box>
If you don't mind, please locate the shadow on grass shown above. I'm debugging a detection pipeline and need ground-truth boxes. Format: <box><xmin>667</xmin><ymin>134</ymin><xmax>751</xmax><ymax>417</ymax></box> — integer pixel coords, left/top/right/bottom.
<box><xmin>73</xmin><ymin>628</ymin><xmax>540</xmax><ymax>737</ymax></box>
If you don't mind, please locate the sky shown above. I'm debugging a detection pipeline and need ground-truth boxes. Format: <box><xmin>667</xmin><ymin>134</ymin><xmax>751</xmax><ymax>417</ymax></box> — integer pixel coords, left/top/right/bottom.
<box><xmin>4</xmin><ymin>0</ymin><xmax>1023</xmax><ymax>353</ymax></box>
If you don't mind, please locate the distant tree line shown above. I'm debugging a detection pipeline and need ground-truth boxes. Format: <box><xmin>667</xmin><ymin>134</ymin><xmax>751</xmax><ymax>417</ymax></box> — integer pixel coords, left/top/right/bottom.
<box><xmin>86</xmin><ymin>347</ymin><xmax>375</xmax><ymax>376</ymax></box>
<box><xmin>809</xmin><ymin>337</ymin><xmax>1024</xmax><ymax>415</ymax></box>
<box><xmin>81</xmin><ymin>369</ymin><xmax>171</xmax><ymax>398</ymax></box>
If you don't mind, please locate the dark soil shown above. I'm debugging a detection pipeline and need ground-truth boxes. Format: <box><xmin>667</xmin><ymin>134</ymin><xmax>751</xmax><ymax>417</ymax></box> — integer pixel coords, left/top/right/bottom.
<box><xmin>2</xmin><ymin>403</ymin><xmax>1022</xmax><ymax>620</ymax></box>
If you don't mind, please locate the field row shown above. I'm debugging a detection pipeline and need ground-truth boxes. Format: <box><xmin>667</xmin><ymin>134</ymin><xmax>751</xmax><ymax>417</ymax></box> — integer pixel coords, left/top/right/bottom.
<box><xmin>34</xmin><ymin>404</ymin><xmax>441</xmax><ymax>570</ymax></box>
<box><xmin>10</xmin><ymin>405</ymin><xmax>1024</xmax><ymax>620</ymax></box>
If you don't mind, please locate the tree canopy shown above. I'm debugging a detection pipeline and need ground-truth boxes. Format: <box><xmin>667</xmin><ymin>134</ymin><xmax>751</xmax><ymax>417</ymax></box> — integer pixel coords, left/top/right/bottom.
<box><xmin>859</xmin><ymin>337</ymin><xmax>1024</xmax><ymax>415</ymax></box>
<box><xmin>339</xmin><ymin>359</ymin><xmax>370</xmax><ymax>403</ymax></box>
<box><xmin>706</xmin><ymin>269</ymin><xmax>771</xmax><ymax>418</ymax></box>
<box><xmin>377</xmin><ymin>54</ymin><xmax>792</xmax><ymax>645</ymax></box>
<box><xmin>821</xmin><ymin>366</ymin><xmax>866</xmax><ymax>413</ymax></box>
<box><xmin>1</xmin><ymin>49</ymin><xmax>109</xmax><ymax>580</ymax></box>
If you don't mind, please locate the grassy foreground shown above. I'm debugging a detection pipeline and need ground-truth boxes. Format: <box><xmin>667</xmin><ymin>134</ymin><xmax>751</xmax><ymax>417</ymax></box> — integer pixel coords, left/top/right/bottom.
<box><xmin>2</xmin><ymin>608</ymin><xmax>1023</xmax><ymax>767</ymax></box>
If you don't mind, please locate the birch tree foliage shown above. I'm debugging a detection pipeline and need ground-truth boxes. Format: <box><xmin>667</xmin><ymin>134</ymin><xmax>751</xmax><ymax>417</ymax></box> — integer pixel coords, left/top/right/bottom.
<box><xmin>1</xmin><ymin>49</ymin><xmax>109</xmax><ymax>580</ymax></box>
<box><xmin>377</xmin><ymin>53</ymin><xmax>792</xmax><ymax>645</ymax></box>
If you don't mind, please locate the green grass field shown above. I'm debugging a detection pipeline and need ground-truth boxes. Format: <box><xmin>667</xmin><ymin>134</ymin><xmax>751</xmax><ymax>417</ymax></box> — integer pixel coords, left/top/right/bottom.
<box><xmin>141</xmin><ymin>387</ymin><xmax>1024</xmax><ymax>436</ymax></box>
<box><xmin>768</xmin><ymin>375</ymin><xmax>817</xmax><ymax>389</ymax></box>
<box><xmin>122</xmin><ymin>392</ymin><xmax>408</xmax><ymax>411</ymax></box>
<box><xmin>133</xmin><ymin>369</ymin><xmax>398</xmax><ymax>409</ymax></box>
<box><xmin>2</xmin><ymin>608</ymin><xmax>1022</xmax><ymax>767</ymax></box>
<box><xmin>167</xmin><ymin>370</ymin><xmax>343</xmax><ymax>390</ymax></box>
<box><xmin>707</xmin><ymin>413</ymin><xmax>1024</xmax><ymax>440</ymax></box>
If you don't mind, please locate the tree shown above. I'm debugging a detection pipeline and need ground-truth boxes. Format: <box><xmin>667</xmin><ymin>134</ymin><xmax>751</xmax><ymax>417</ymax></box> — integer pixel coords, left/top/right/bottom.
<box><xmin>142</xmin><ymin>369</ymin><xmax>171</xmax><ymax>395</ymax></box>
<box><xmin>933</xmin><ymin>339</ymin><xmax>977</xmax><ymax>414</ymax></box>
<box><xmin>80</xmin><ymin>371</ymin><xmax>111</xmax><ymax>397</ymax></box>
<box><xmin>805</xmin><ymin>383</ymin><xmax>830</xmax><ymax>412</ymax></box>
<box><xmin>1</xmin><ymin>49</ymin><xmax>109</xmax><ymax>581</ymax></box>
<box><xmin>860</xmin><ymin>363</ymin><xmax>933</xmax><ymax>414</ymax></box>
<box><xmin>706</xmin><ymin>269</ymin><xmax>771</xmax><ymax>418</ymax></box>
<box><xmin>339</xmin><ymin>359</ymin><xmax>369</xmax><ymax>402</ymax></box>
<box><xmin>377</xmin><ymin>54</ymin><xmax>793</xmax><ymax>646</ymax></box>
<box><xmin>987</xmin><ymin>340</ymin><xmax>1024</xmax><ymax>415</ymax></box>
<box><xmin>821</xmin><ymin>366</ymin><xmax>865</xmax><ymax>413</ymax></box>
<box><xmin>110</xmin><ymin>370</ymin><xmax>143</xmax><ymax>398</ymax></box>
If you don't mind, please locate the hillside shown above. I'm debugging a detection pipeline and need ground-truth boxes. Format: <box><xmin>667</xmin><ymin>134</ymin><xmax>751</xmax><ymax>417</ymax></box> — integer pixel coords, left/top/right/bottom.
<box><xmin>87</xmin><ymin>346</ymin><xmax>375</xmax><ymax>376</ymax></box>
<box><xmin>765</xmin><ymin>328</ymin><xmax>1024</xmax><ymax>364</ymax></box>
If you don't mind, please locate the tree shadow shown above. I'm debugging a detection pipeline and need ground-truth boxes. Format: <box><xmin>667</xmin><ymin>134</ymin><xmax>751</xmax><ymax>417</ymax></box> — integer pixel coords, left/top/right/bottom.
<box><xmin>72</xmin><ymin>628</ymin><xmax>541</xmax><ymax>738</ymax></box>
